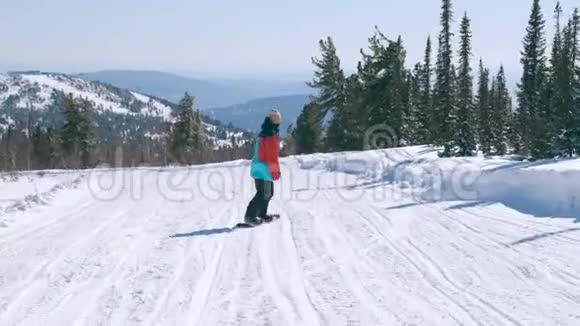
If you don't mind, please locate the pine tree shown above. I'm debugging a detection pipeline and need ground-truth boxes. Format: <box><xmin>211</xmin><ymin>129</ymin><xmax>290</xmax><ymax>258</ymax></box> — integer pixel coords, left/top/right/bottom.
<box><xmin>193</xmin><ymin>107</ymin><xmax>205</xmax><ymax>153</ymax></box>
<box><xmin>490</xmin><ymin>66</ymin><xmax>512</xmax><ymax>155</ymax></box>
<box><xmin>387</xmin><ymin>36</ymin><xmax>408</xmax><ymax>143</ymax></box>
<box><xmin>570</xmin><ymin>8</ymin><xmax>580</xmax><ymax>154</ymax></box>
<box><xmin>358</xmin><ymin>29</ymin><xmax>390</xmax><ymax>135</ymax></box>
<box><xmin>308</xmin><ymin>37</ymin><xmax>346</xmax><ymax>117</ymax></box>
<box><xmin>61</xmin><ymin>94</ymin><xmax>82</xmax><ymax>156</ymax></box>
<box><xmin>454</xmin><ymin>13</ymin><xmax>477</xmax><ymax>156</ymax></box>
<box><xmin>171</xmin><ymin>93</ymin><xmax>203</xmax><ymax>164</ymax></box>
<box><xmin>327</xmin><ymin>74</ymin><xmax>368</xmax><ymax>151</ymax></box>
<box><xmin>60</xmin><ymin>94</ymin><xmax>96</xmax><ymax>168</ymax></box>
<box><xmin>46</xmin><ymin>126</ymin><xmax>61</xmax><ymax>168</ymax></box>
<box><xmin>507</xmin><ymin>109</ymin><xmax>521</xmax><ymax>154</ymax></box>
<box><xmin>2</xmin><ymin>126</ymin><xmax>16</xmax><ymax>170</ymax></box>
<box><xmin>553</xmin><ymin>8</ymin><xmax>580</xmax><ymax>156</ymax></box>
<box><xmin>406</xmin><ymin>64</ymin><xmax>423</xmax><ymax>144</ymax></box>
<box><xmin>31</xmin><ymin>125</ymin><xmax>48</xmax><ymax>169</ymax></box>
<box><xmin>433</xmin><ymin>0</ymin><xmax>456</xmax><ymax>156</ymax></box>
<box><xmin>417</xmin><ymin>37</ymin><xmax>433</xmax><ymax>144</ymax></box>
<box><xmin>325</xmin><ymin>102</ymin><xmax>348</xmax><ymax>151</ymax></box>
<box><xmin>517</xmin><ymin>0</ymin><xmax>549</xmax><ymax>158</ymax></box>
<box><xmin>357</xmin><ymin>30</ymin><xmax>410</xmax><ymax>148</ymax></box>
<box><xmin>293</xmin><ymin>102</ymin><xmax>323</xmax><ymax>154</ymax></box>
<box><xmin>78</xmin><ymin>100</ymin><xmax>98</xmax><ymax>168</ymax></box>
<box><xmin>549</xmin><ymin>2</ymin><xmax>566</xmax><ymax>155</ymax></box>
<box><xmin>476</xmin><ymin>60</ymin><xmax>493</xmax><ymax>153</ymax></box>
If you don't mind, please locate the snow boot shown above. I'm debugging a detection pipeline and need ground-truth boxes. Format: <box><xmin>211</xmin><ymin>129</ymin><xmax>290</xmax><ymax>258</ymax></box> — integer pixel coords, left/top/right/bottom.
<box><xmin>260</xmin><ymin>214</ymin><xmax>280</xmax><ymax>223</ymax></box>
<box><xmin>244</xmin><ymin>215</ymin><xmax>263</xmax><ymax>226</ymax></box>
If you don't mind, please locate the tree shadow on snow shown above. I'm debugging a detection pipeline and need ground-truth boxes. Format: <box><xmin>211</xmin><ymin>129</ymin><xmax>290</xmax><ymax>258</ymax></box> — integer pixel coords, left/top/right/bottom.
<box><xmin>510</xmin><ymin>227</ymin><xmax>580</xmax><ymax>246</ymax></box>
<box><xmin>445</xmin><ymin>200</ymin><xmax>579</xmax><ymax>220</ymax></box>
<box><xmin>484</xmin><ymin>157</ymin><xmax>577</xmax><ymax>173</ymax></box>
<box><xmin>170</xmin><ymin>227</ymin><xmax>236</xmax><ymax>238</ymax></box>
<box><xmin>445</xmin><ymin>201</ymin><xmax>495</xmax><ymax>210</ymax></box>
<box><xmin>384</xmin><ymin>202</ymin><xmax>424</xmax><ymax>210</ymax></box>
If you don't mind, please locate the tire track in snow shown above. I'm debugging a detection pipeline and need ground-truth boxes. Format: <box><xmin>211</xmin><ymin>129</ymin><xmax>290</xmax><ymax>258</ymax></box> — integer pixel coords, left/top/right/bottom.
<box><xmin>422</xmin><ymin>205</ymin><xmax>572</xmax><ymax>325</ymax></box>
<box><xmin>0</xmin><ymin>200</ymin><xmax>97</xmax><ymax>308</ymax></box>
<box><xmin>358</xmin><ymin>206</ymin><xmax>481</xmax><ymax>326</ymax></box>
<box><xmin>435</xmin><ymin>208</ymin><xmax>580</xmax><ymax>305</ymax></box>
<box><xmin>321</xmin><ymin>187</ymin><xmax>469</xmax><ymax>325</ymax></box>
<box><xmin>108</xmin><ymin>205</ymin><xmax>219</xmax><ymax>325</ymax></box>
<box><xmin>254</xmin><ymin>210</ymin><xmax>321</xmax><ymax>326</ymax></box>
<box><xmin>283</xmin><ymin>205</ymin><xmax>358</xmax><ymax>325</ymax></box>
<box><xmin>425</xmin><ymin>207</ymin><xmax>545</xmax><ymax>291</ymax></box>
<box><xmin>313</xmin><ymin>192</ymin><xmax>408</xmax><ymax>325</ymax></box>
<box><xmin>188</xmin><ymin>234</ymin><xmax>227</xmax><ymax>326</ymax></box>
<box><xmin>142</xmin><ymin>205</ymin><xmax>233</xmax><ymax>326</ymax></box>
<box><xmin>70</xmin><ymin>207</ymin><xmax>159</xmax><ymax>326</ymax></box>
<box><xmin>257</xmin><ymin>221</ymin><xmax>303</xmax><ymax>325</ymax></box>
<box><xmin>348</xmin><ymin>206</ymin><xmax>440</xmax><ymax>324</ymax></box>
<box><xmin>411</xmin><ymin>204</ymin><xmax>578</xmax><ymax>325</ymax></box>
<box><xmin>279</xmin><ymin>209</ymin><xmax>324</xmax><ymax>325</ymax></box>
<box><xmin>26</xmin><ymin>203</ymin><xmax>144</xmax><ymax>326</ymax></box>
<box><xmin>232</xmin><ymin>229</ymin><xmax>273</xmax><ymax>326</ymax></box>
<box><xmin>0</xmin><ymin>197</ymin><xmax>94</xmax><ymax>247</ymax></box>
<box><xmin>438</xmin><ymin>207</ymin><xmax>580</xmax><ymax>285</ymax></box>
<box><xmin>0</xmin><ymin>199</ymin><xmax>112</xmax><ymax>307</ymax></box>
<box><xmin>405</xmin><ymin>239</ymin><xmax>522</xmax><ymax>326</ymax></box>
<box><xmin>284</xmin><ymin>206</ymin><xmax>332</xmax><ymax>326</ymax></box>
<box><xmin>460</xmin><ymin>206</ymin><xmax>580</xmax><ymax>245</ymax></box>
<box><xmin>0</xmin><ymin>203</ymin><xmax>137</xmax><ymax>324</ymax></box>
<box><xmin>286</xmin><ymin>194</ymin><xmax>394</xmax><ymax>325</ymax></box>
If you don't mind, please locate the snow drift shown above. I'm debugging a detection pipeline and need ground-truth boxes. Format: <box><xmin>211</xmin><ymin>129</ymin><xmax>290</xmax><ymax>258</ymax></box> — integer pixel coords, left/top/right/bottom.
<box><xmin>296</xmin><ymin>145</ymin><xmax>580</xmax><ymax>219</ymax></box>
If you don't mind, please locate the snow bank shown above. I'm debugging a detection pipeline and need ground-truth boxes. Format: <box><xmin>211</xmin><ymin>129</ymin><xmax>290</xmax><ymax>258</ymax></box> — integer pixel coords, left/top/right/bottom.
<box><xmin>296</xmin><ymin>146</ymin><xmax>425</xmax><ymax>177</ymax></box>
<box><xmin>477</xmin><ymin>163</ymin><xmax>580</xmax><ymax>218</ymax></box>
<box><xmin>0</xmin><ymin>171</ymin><xmax>84</xmax><ymax>226</ymax></box>
<box><xmin>296</xmin><ymin>146</ymin><xmax>580</xmax><ymax>219</ymax></box>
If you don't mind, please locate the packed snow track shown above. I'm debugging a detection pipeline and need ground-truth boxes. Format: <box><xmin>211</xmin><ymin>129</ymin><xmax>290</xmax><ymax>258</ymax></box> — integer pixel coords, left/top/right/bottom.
<box><xmin>1</xmin><ymin>146</ymin><xmax>579</xmax><ymax>325</ymax></box>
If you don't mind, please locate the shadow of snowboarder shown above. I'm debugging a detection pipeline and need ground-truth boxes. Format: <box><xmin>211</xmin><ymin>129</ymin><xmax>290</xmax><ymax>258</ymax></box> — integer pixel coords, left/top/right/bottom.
<box><xmin>170</xmin><ymin>227</ymin><xmax>236</xmax><ymax>238</ymax></box>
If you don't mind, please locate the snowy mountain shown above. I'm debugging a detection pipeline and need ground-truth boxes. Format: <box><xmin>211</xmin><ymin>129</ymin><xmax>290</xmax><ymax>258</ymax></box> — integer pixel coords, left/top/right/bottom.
<box><xmin>0</xmin><ymin>71</ymin><xmax>173</xmax><ymax>117</ymax></box>
<box><xmin>0</xmin><ymin>71</ymin><xmax>251</xmax><ymax>146</ymax></box>
<box><xmin>1</xmin><ymin>146</ymin><xmax>579</xmax><ymax>324</ymax></box>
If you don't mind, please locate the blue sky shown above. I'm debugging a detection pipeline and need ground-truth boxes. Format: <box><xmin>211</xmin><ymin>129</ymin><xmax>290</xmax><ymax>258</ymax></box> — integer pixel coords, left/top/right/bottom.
<box><xmin>0</xmin><ymin>0</ymin><xmax>577</xmax><ymax>80</ymax></box>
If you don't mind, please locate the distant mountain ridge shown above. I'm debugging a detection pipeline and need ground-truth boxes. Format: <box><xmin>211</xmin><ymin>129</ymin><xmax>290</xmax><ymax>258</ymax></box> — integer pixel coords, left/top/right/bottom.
<box><xmin>205</xmin><ymin>94</ymin><xmax>311</xmax><ymax>135</ymax></box>
<box><xmin>0</xmin><ymin>71</ymin><xmax>251</xmax><ymax>147</ymax></box>
<box><xmin>78</xmin><ymin>70</ymin><xmax>312</xmax><ymax>108</ymax></box>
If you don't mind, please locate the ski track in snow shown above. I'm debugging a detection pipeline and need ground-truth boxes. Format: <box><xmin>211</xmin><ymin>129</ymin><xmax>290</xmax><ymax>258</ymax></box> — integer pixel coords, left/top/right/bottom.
<box><xmin>1</xmin><ymin>148</ymin><xmax>579</xmax><ymax>325</ymax></box>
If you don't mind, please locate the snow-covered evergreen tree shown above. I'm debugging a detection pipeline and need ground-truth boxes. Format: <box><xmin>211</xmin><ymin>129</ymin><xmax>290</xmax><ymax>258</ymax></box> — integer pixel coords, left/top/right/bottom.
<box><xmin>406</xmin><ymin>64</ymin><xmax>423</xmax><ymax>144</ymax></box>
<box><xmin>293</xmin><ymin>102</ymin><xmax>323</xmax><ymax>154</ymax></box>
<box><xmin>433</xmin><ymin>0</ymin><xmax>456</xmax><ymax>157</ymax></box>
<box><xmin>476</xmin><ymin>60</ymin><xmax>493</xmax><ymax>154</ymax></box>
<box><xmin>490</xmin><ymin>66</ymin><xmax>512</xmax><ymax>155</ymax></box>
<box><xmin>516</xmin><ymin>0</ymin><xmax>549</xmax><ymax>158</ymax></box>
<box><xmin>307</xmin><ymin>37</ymin><xmax>346</xmax><ymax>117</ymax></box>
<box><xmin>417</xmin><ymin>37</ymin><xmax>434</xmax><ymax>145</ymax></box>
<box><xmin>171</xmin><ymin>93</ymin><xmax>204</xmax><ymax>164</ymax></box>
<box><xmin>454</xmin><ymin>13</ymin><xmax>477</xmax><ymax>156</ymax></box>
<box><xmin>553</xmin><ymin>8</ymin><xmax>579</xmax><ymax>156</ymax></box>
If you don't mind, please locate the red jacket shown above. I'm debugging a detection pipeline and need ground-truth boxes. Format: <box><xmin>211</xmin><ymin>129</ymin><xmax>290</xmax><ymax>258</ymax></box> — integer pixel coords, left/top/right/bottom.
<box><xmin>257</xmin><ymin>135</ymin><xmax>280</xmax><ymax>180</ymax></box>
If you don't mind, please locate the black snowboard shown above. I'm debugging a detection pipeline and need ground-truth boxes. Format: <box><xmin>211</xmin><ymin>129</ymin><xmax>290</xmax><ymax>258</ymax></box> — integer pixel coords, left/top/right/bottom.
<box><xmin>236</xmin><ymin>215</ymin><xmax>280</xmax><ymax>228</ymax></box>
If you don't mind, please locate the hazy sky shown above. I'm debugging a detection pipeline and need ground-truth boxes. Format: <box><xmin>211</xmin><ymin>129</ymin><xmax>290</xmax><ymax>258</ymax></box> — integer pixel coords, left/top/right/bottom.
<box><xmin>0</xmin><ymin>0</ymin><xmax>577</xmax><ymax>80</ymax></box>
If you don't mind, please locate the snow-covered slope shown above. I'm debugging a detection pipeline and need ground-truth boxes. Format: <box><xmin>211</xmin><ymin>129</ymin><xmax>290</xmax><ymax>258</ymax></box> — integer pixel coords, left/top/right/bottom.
<box><xmin>0</xmin><ymin>72</ymin><xmax>252</xmax><ymax>147</ymax></box>
<box><xmin>0</xmin><ymin>72</ymin><xmax>173</xmax><ymax>120</ymax></box>
<box><xmin>0</xmin><ymin>146</ymin><xmax>579</xmax><ymax>325</ymax></box>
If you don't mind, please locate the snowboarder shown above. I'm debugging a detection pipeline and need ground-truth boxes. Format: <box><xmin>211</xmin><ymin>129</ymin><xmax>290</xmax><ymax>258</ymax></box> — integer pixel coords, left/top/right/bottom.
<box><xmin>243</xmin><ymin>109</ymin><xmax>282</xmax><ymax>226</ymax></box>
